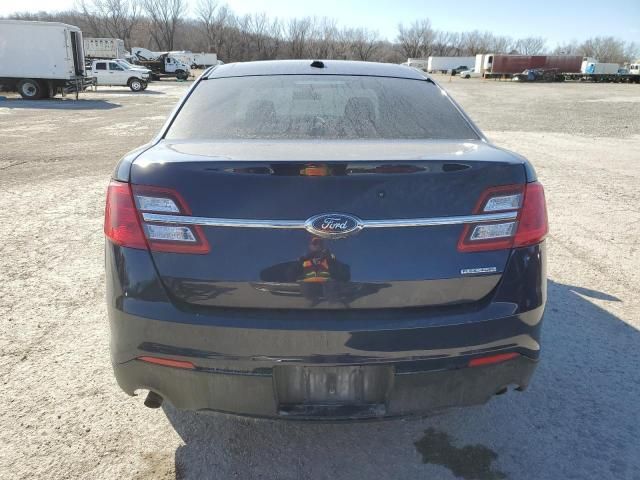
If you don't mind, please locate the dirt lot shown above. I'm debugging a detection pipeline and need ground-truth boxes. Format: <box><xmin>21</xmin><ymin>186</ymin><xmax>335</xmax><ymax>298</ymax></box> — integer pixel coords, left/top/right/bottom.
<box><xmin>1</xmin><ymin>75</ymin><xmax>639</xmax><ymax>480</ymax></box>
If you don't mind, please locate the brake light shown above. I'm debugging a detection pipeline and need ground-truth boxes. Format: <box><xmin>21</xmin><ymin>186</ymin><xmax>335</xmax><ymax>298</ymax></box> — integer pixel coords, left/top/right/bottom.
<box><xmin>104</xmin><ymin>181</ymin><xmax>147</xmax><ymax>249</ymax></box>
<box><xmin>513</xmin><ymin>182</ymin><xmax>548</xmax><ymax>247</ymax></box>
<box><xmin>104</xmin><ymin>181</ymin><xmax>210</xmax><ymax>254</ymax></box>
<box><xmin>458</xmin><ymin>182</ymin><xmax>548</xmax><ymax>252</ymax></box>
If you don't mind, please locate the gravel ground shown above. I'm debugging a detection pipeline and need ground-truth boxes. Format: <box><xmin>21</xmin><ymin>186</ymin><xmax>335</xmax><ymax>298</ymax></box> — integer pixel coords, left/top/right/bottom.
<box><xmin>1</xmin><ymin>76</ymin><xmax>639</xmax><ymax>480</ymax></box>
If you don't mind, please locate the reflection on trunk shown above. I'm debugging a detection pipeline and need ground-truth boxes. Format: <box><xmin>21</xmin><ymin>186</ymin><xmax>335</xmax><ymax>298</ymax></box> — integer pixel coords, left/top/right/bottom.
<box><xmin>257</xmin><ymin>236</ymin><xmax>390</xmax><ymax>307</ymax></box>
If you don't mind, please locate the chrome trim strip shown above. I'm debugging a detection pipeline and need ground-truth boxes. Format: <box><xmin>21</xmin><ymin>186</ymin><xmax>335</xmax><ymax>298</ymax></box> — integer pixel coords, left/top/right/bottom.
<box><xmin>142</xmin><ymin>211</ymin><xmax>518</xmax><ymax>229</ymax></box>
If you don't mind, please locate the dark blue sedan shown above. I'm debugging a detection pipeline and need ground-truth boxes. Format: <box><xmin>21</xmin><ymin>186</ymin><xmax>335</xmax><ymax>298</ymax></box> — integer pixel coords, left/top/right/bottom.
<box><xmin>104</xmin><ymin>60</ymin><xmax>548</xmax><ymax>419</ymax></box>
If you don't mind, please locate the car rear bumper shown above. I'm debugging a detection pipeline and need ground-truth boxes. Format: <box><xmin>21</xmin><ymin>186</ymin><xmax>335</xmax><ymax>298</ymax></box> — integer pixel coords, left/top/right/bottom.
<box><xmin>113</xmin><ymin>350</ymin><xmax>537</xmax><ymax>419</ymax></box>
<box><xmin>107</xmin><ymin>242</ymin><xmax>546</xmax><ymax>419</ymax></box>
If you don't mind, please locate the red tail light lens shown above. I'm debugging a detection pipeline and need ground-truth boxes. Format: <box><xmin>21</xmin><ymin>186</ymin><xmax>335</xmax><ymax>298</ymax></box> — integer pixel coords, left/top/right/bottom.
<box><xmin>468</xmin><ymin>352</ymin><xmax>520</xmax><ymax>367</ymax></box>
<box><xmin>104</xmin><ymin>180</ymin><xmax>147</xmax><ymax>250</ymax></box>
<box><xmin>104</xmin><ymin>181</ymin><xmax>210</xmax><ymax>254</ymax></box>
<box><xmin>137</xmin><ymin>356</ymin><xmax>195</xmax><ymax>370</ymax></box>
<box><xmin>513</xmin><ymin>182</ymin><xmax>548</xmax><ymax>247</ymax></box>
<box><xmin>458</xmin><ymin>182</ymin><xmax>548</xmax><ymax>252</ymax></box>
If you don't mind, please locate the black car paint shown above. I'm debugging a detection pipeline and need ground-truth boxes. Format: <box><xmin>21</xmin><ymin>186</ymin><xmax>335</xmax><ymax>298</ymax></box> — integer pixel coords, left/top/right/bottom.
<box><xmin>106</xmin><ymin>60</ymin><xmax>546</xmax><ymax>419</ymax></box>
<box><xmin>107</xmin><ymin>241</ymin><xmax>545</xmax><ymax>417</ymax></box>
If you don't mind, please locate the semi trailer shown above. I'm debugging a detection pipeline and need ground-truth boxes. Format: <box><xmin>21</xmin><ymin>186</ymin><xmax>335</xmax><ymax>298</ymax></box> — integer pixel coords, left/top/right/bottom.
<box><xmin>0</xmin><ymin>20</ymin><xmax>94</xmax><ymax>99</ymax></box>
<box><xmin>427</xmin><ymin>56</ymin><xmax>476</xmax><ymax>74</ymax></box>
<box><xmin>476</xmin><ymin>54</ymin><xmax>583</xmax><ymax>78</ymax></box>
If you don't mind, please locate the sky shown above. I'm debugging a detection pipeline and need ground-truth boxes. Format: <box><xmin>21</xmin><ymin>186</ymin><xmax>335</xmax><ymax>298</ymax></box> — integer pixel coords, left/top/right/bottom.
<box><xmin>1</xmin><ymin>0</ymin><xmax>638</xmax><ymax>46</ymax></box>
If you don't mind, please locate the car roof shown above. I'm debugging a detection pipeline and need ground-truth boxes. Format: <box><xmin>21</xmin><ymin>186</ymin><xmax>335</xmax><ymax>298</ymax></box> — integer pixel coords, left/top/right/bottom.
<box><xmin>206</xmin><ymin>60</ymin><xmax>428</xmax><ymax>80</ymax></box>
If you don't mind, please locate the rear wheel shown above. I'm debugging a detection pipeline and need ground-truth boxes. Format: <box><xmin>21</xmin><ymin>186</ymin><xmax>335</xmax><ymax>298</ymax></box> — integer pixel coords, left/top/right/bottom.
<box><xmin>17</xmin><ymin>79</ymin><xmax>44</xmax><ymax>99</ymax></box>
<box><xmin>128</xmin><ymin>78</ymin><xmax>144</xmax><ymax>92</ymax></box>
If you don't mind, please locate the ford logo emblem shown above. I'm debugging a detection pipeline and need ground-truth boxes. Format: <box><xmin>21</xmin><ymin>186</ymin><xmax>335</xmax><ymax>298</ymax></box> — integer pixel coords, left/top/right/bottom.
<box><xmin>305</xmin><ymin>213</ymin><xmax>364</xmax><ymax>238</ymax></box>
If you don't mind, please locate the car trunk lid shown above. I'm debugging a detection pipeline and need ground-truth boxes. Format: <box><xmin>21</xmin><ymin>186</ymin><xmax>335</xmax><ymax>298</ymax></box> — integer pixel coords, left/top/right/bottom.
<box><xmin>129</xmin><ymin>140</ymin><xmax>527</xmax><ymax>309</ymax></box>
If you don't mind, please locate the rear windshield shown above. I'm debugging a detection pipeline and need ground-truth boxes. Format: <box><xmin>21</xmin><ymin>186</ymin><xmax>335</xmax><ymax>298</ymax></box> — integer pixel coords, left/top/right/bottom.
<box><xmin>165</xmin><ymin>75</ymin><xmax>479</xmax><ymax>140</ymax></box>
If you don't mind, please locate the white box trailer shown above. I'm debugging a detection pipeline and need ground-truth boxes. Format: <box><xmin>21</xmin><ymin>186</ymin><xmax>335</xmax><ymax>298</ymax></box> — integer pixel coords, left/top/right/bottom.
<box><xmin>475</xmin><ymin>54</ymin><xmax>487</xmax><ymax>75</ymax></box>
<box><xmin>404</xmin><ymin>58</ymin><xmax>429</xmax><ymax>71</ymax></box>
<box><xmin>0</xmin><ymin>20</ymin><xmax>91</xmax><ymax>98</ymax></box>
<box><xmin>192</xmin><ymin>52</ymin><xmax>218</xmax><ymax>68</ymax></box>
<box><xmin>427</xmin><ymin>56</ymin><xmax>475</xmax><ymax>73</ymax></box>
<box><xmin>581</xmin><ymin>58</ymin><xmax>620</xmax><ymax>75</ymax></box>
<box><xmin>83</xmin><ymin>37</ymin><xmax>126</xmax><ymax>60</ymax></box>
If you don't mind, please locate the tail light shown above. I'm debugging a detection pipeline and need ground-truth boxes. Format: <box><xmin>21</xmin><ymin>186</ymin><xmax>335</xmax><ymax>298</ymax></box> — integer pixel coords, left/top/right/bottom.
<box><xmin>104</xmin><ymin>181</ymin><xmax>210</xmax><ymax>254</ymax></box>
<box><xmin>104</xmin><ymin>181</ymin><xmax>147</xmax><ymax>249</ymax></box>
<box><xmin>458</xmin><ymin>182</ymin><xmax>548</xmax><ymax>252</ymax></box>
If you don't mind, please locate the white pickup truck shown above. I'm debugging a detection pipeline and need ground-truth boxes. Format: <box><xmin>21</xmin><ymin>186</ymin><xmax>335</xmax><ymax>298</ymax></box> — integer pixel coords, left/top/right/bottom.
<box><xmin>87</xmin><ymin>59</ymin><xmax>151</xmax><ymax>91</ymax></box>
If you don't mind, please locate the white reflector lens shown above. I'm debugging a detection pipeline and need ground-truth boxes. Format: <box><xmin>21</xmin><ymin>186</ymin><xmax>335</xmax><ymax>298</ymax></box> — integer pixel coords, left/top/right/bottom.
<box><xmin>470</xmin><ymin>222</ymin><xmax>517</xmax><ymax>241</ymax></box>
<box><xmin>484</xmin><ymin>194</ymin><xmax>522</xmax><ymax>212</ymax></box>
<box><xmin>136</xmin><ymin>195</ymin><xmax>180</xmax><ymax>213</ymax></box>
<box><xmin>145</xmin><ymin>224</ymin><xmax>196</xmax><ymax>242</ymax></box>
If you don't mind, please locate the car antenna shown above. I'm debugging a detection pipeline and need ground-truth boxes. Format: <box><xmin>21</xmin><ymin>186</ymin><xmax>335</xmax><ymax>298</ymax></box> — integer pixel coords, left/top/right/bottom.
<box><xmin>310</xmin><ymin>60</ymin><xmax>325</xmax><ymax>68</ymax></box>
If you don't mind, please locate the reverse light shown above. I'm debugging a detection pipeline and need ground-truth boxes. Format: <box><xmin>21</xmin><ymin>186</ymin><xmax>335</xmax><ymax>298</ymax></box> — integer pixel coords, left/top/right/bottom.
<box><xmin>483</xmin><ymin>193</ymin><xmax>522</xmax><ymax>212</ymax></box>
<box><xmin>458</xmin><ymin>182</ymin><xmax>548</xmax><ymax>252</ymax></box>
<box><xmin>469</xmin><ymin>222</ymin><xmax>516</xmax><ymax>241</ymax></box>
<box><xmin>136</xmin><ymin>195</ymin><xmax>180</xmax><ymax>213</ymax></box>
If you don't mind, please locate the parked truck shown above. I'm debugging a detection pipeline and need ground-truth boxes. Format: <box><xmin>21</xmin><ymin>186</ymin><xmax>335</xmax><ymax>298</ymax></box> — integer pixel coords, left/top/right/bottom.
<box><xmin>131</xmin><ymin>48</ymin><xmax>191</xmax><ymax>79</ymax></box>
<box><xmin>86</xmin><ymin>59</ymin><xmax>150</xmax><ymax>91</ymax></box>
<box><xmin>83</xmin><ymin>37</ymin><xmax>126</xmax><ymax>60</ymax></box>
<box><xmin>561</xmin><ymin>57</ymin><xmax>638</xmax><ymax>82</ymax></box>
<box><xmin>0</xmin><ymin>20</ymin><xmax>93</xmax><ymax>99</ymax></box>
<box><xmin>427</xmin><ymin>56</ymin><xmax>476</xmax><ymax>74</ymax></box>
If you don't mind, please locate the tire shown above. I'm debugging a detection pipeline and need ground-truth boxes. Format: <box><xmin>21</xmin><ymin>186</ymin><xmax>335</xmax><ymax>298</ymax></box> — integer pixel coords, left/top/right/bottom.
<box><xmin>128</xmin><ymin>78</ymin><xmax>144</xmax><ymax>92</ymax></box>
<box><xmin>141</xmin><ymin>81</ymin><xmax>148</xmax><ymax>90</ymax></box>
<box><xmin>176</xmin><ymin>70</ymin><xmax>188</xmax><ymax>80</ymax></box>
<box><xmin>17</xmin><ymin>79</ymin><xmax>44</xmax><ymax>99</ymax></box>
<box><xmin>464</xmin><ymin>74</ymin><xmax>470</xmax><ymax>79</ymax></box>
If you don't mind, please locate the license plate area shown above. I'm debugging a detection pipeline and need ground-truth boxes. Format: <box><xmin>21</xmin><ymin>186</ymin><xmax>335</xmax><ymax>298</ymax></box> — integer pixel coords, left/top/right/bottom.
<box><xmin>274</xmin><ymin>365</ymin><xmax>393</xmax><ymax>417</ymax></box>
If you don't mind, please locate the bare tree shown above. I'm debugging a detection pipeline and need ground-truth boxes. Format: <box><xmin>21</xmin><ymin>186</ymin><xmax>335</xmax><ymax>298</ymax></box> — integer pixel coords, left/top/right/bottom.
<box><xmin>9</xmin><ymin>4</ymin><xmax>640</xmax><ymax>65</ymax></box>
<box><xmin>309</xmin><ymin>17</ymin><xmax>338</xmax><ymax>59</ymax></box>
<box><xmin>348</xmin><ymin>28</ymin><xmax>380</xmax><ymax>61</ymax></box>
<box><xmin>397</xmin><ymin>19</ymin><xmax>434</xmax><ymax>58</ymax></box>
<box><xmin>142</xmin><ymin>0</ymin><xmax>187</xmax><ymax>50</ymax></box>
<box><xmin>552</xmin><ymin>41</ymin><xmax>579</xmax><ymax>55</ymax></box>
<box><xmin>195</xmin><ymin>0</ymin><xmax>218</xmax><ymax>51</ymax></box>
<box><xmin>490</xmin><ymin>35</ymin><xmax>514</xmax><ymax>54</ymax></box>
<box><xmin>580</xmin><ymin>36</ymin><xmax>627</xmax><ymax>63</ymax></box>
<box><xmin>78</xmin><ymin>0</ymin><xmax>140</xmax><ymax>48</ymax></box>
<box><xmin>287</xmin><ymin>17</ymin><xmax>312</xmax><ymax>58</ymax></box>
<box><xmin>515</xmin><ymin>36</ymin><xmax>546</xmax><ymax>55</ymax></box>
